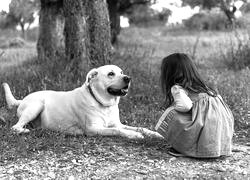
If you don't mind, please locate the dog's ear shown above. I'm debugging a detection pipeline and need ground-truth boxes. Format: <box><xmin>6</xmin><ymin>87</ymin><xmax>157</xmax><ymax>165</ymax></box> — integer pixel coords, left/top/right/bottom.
<box><xmin>85</xmin><ymin>68</ymin><xmax>98</xmax><ymax>84</ymax></box>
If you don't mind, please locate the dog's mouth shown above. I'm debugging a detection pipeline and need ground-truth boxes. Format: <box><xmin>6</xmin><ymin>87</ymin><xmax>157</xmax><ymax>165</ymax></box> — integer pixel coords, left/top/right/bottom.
<box><xmin>107</xmin><ymin>85</ymin><xmax>129</xmax><ymax>96</ymax></box>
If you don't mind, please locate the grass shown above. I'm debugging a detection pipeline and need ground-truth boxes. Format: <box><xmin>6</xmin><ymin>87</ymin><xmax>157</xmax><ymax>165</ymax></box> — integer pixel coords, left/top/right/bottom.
<box><xmin>0</xmin><ymin>43</ymin><xmax>36</xmax><ymax>70</ymax></box>
<box><xmin>0</xmin><ymin>26</ymin><xmax>249</xmax><ymax>131</ymax></box>
<box><xmin>0</xmin><ymin>26</ymin><xmax>249</xmax><ymax>178</ymax></box>
<box><xmin>117</xmin><ymin>26</ymin><xmax>250</xmax><ymax>130</ymax></box>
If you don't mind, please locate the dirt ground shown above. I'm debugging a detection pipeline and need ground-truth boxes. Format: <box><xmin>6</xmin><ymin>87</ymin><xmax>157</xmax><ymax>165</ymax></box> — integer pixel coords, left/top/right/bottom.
<box><xmin>0</xmin><ymin>134</ymin><xmax>249</xmax><ymax>180</ymax></box>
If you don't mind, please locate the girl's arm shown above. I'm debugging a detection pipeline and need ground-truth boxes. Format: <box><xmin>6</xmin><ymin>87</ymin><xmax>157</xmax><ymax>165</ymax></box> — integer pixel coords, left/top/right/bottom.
<box><xmin>171</xmin><ymin>85</ymin><xmax>192</xmax><ymax>112</ymax></box>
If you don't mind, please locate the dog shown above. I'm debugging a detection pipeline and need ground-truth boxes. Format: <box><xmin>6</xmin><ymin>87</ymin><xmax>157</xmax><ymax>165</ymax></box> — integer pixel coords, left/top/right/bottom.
<box><xmin>3</xmin><ymin>65</ymin><xmax>163</xmax><ymax>139</ymax></box>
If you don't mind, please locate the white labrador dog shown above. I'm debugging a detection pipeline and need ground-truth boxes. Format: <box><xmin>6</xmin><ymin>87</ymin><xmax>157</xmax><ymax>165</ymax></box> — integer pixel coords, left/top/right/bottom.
<box><xmin>3</xmin><ymin>65</ymin><xmax>162</xmax><ymax>139</ymax></box>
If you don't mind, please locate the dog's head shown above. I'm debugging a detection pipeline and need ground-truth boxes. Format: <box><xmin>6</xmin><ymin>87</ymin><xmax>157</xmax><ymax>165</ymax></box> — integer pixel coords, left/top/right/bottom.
<box><xmin>85</xmin><ymin>65</ymin><xmax>131</xmax><ymax>106</ymax></box>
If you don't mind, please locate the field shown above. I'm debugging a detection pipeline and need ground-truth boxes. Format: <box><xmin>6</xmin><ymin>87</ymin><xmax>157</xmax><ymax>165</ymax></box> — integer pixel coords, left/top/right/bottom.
<box><xmin>0</xmin><ymin>26</ymin><xmax>249</xmax><ymax>179</ymax></box>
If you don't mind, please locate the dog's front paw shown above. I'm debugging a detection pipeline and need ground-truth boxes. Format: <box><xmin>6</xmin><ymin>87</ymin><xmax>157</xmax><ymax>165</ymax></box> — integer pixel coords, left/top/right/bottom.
<box><xmin>11</xmin><ymin>125</ymin><xmax>30</xmax><ymax>134</ymax></box>
<box><xmin>125</xmin><ymin>131</ymin><xmax>144</xmax><ymax>139</ymax></box>
<box><xmin>140</xmin><ymin>128</ymin><xmax>164</xmax><ymax>139</ymax></box>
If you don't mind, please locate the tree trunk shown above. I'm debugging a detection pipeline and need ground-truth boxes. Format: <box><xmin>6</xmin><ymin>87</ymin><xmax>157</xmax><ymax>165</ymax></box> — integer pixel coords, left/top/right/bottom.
<box><xmin>85</xmin><ymin>0</ymin><xmax>112</xmax><ymax>68</ymax></box>
<box><xmin>107</xmin><ymin>0</ymin><xmax>120</xmax><ymax>44</ymax></box>
<box><xmin>63</xmin><ymin>0</ymin><xmax>87</xmax><ymax>75</ymax></box>
<box><xmin>37</xmin><ymin>0</ymin><xmax>112</xmax><ymax>76</ymax></box>
<box><xmin>63</xmin><ymin>0</ymin><xmax>112</xmax><ymax>73</ymax></box>
<box><xmin>20</xmin><ymin>22</ymin><xmax>26</xmax><ymax>40</ymax></box>
<box><xmin>37</xmin><ymin>0</ymin><xmax>64</xmax><ymax>62</ymax></box>
<box><xmin>220</xmin><ymin>0</ymin><xmax>236</xmax><ymax>26</ymax></box>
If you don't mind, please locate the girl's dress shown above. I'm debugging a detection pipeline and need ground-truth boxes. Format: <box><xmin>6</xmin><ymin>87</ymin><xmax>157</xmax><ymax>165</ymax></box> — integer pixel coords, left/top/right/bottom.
<box><xmin>155</xmin><ymin>85</ymin><xmax>234</xmax><ymax>158</ymax></box>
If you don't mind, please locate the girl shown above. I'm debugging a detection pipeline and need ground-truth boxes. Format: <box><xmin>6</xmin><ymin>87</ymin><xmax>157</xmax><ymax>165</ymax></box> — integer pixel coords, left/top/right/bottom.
<box><xmin>155</xmin><ymin>53</ymin><xmax>234</xmax><ymax>158</ymax></box>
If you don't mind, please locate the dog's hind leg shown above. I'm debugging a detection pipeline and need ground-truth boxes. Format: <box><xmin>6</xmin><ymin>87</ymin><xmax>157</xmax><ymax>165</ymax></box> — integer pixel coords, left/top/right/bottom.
<box><xmin>12</xmin><ymin>101</ymin><xmax>44</xmax><ymax>133</ymax></box>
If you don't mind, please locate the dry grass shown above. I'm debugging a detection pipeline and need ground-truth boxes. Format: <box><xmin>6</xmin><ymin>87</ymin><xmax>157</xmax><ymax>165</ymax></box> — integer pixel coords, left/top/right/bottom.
<box><xmin>0</xmin><ymin>26</ymin><xmax>249</xmax><ymax>179</ymax></box>
<box><xmin>0</xmin><ymin>43</ymin><xmax>36</xmax><ymax>70</ymax></box>
<box><xmin>0</xmin><ymin>27</ymin><xmax>249</xmax><ymax>128</ymax></box>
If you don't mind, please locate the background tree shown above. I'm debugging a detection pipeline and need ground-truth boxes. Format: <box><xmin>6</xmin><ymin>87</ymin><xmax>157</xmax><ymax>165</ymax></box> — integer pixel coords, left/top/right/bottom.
<box><xmin>85</xmin><ymin>0</ymin><xmax>112</xmax><ymax>67</ymax></box>
<box><xmin>107</xmin><ymin>0</ymin><xmax>154</xmax><ymax>44</ymax></box>
<box><xmin>7</xmin><ymin>0</ymin><xmax>39</xmax><ymax>39</ymax></box>
<box><xmin>182</xmin><ymin>0</ymin><xmax>243</xmax><ymax>24</ymax></box>
<box><xmin>37</xmin><ymin>0</ymin><xmax>64</xmax><ymax>62</ymax></box>
<box><xmin>158</xmin><ymin>8</ymin><xmax>172</xmax><ymax>22</ymax></box>
<box><xmin>126</xmin><ymin>5</ymin><xmax>171</xmax><ymax>27</ymax></box>
<box><xmin>37</xmin><ymin>0</ymin><xmax>112</xmax><ymax>76</ymax></box>
<box><xmin>0</xmin><ymin>11</ymin><xmax>8</xmax><ymax>29</ymax></box>
<box><xmin>126</xmin><ymin>4</ymin><xmax>156</xmax><ymax>26</ymax></box>
<box><xmin>240</xmin><ymin>2</ymin><xmax>250</xmax><ymax>13</ymax></box>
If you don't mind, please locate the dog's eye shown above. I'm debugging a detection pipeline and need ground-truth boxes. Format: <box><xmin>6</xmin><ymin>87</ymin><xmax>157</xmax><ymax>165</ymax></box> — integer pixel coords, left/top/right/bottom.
<box><xmin>121</xmin><ymin>71</ymin><xmax>123</xmax><ymax>74</ymax></box>
<box><xmin>108</xmin><ymin>72</ymin><xmax>115</xmax><ymax>77</ymax></box>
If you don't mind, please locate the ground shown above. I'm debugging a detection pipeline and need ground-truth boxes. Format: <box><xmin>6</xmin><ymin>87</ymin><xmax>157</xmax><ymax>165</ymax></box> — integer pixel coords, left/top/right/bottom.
<box><xmin>0</xmin><ymin>135</ymin><xmax>249</xmax><ymax>179</ymax></box>
<box><xmin>0</xmin><ymin>26</ymin><xmax>250</xmax><ymax>179</ymax></box>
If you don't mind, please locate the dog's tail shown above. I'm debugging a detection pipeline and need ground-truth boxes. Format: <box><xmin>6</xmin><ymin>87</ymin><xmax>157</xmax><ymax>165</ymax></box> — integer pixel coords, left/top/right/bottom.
<box><xmin>2</xmin><ymin>83</ymin><xmax>21</xmax><ymax>109</ymax></box>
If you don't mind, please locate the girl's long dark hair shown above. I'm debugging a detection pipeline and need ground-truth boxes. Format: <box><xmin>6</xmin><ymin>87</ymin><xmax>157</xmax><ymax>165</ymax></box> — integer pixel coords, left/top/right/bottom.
<box><xmin>160</xmin><ymin>53</ymin><xmax>217</xmax><ymax>107</ymax></box>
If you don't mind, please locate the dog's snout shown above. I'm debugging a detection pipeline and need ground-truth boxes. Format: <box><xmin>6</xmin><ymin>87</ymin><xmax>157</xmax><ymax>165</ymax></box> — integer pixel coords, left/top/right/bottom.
<box><xmin>123</xmin><ymin>76</ymin><xmax>131</xmax><ymax>84</ymax></box>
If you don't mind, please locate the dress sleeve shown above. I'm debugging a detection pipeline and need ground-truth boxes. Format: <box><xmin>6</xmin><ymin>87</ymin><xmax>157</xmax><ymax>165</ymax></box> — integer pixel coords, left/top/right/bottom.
<box><xmin>171</xmin><ymin>85</ymin><xmax>193</xmax><ymax>112</ymax></box>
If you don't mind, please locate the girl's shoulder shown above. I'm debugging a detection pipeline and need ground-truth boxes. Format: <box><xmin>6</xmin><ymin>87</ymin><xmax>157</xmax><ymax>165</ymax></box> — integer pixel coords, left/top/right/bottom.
<box><xmin>190</xmin><ymin>92</ymin><xmax>219</xmax><ymax>103</ymax></box>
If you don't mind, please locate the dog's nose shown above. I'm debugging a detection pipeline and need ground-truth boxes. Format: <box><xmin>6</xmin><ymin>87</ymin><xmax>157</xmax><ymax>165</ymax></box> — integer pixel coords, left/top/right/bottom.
<box><xmin>123</xmin><ymin>76</ymin><xmax>131</xmax><ymax>84</ymax></box>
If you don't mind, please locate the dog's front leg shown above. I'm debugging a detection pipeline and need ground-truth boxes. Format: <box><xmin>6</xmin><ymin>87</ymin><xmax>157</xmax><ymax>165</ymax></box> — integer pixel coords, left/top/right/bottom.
<box><xmin>87</xmin><ymin>127</ymin><xmax>144</xmax><ymax>139</ymax></box>
<box><xmin>121</xmin><ymin>125</ymin><xmax>164</xmax><ymax>139</ymax></box>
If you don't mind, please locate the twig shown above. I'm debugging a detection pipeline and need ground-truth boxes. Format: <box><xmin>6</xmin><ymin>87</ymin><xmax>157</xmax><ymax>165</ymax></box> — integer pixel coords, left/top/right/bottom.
<box><xmin>0</xmin><ymin>51</ymin><xmax>4</xmax><ymax>58</ymax></box>
<box><xmin>191</xmin><ymin>35</ymin><xmax>200</xmax><ymax>60</ymax></box>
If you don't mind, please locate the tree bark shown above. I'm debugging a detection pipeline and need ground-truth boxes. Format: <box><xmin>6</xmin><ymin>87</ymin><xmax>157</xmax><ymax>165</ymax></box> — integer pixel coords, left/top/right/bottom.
<box><xmin>107</xmin><ymin>0</ymin><xmax>120</xmax><ymax>44</ymax></box>
<box><xmin>63</xmin><ymin>0</ymin><xmax>112</xmax><ymax>73</ymax></box>
<box><xmin>37</xmin><ymin>0</ymin><xmax>64</xmax><ymax>62</ymax></box>
<box><xmin>220</xmin><ymin>0</ymin><xmax>236</xmax><ymax>26</ymax></box>
<box><xmin>63</xmin><ymin>0</ymin><xmax>87</xmax><ymax>75</ymax></box>
<box><xmin>37</xmin><ymin>0</ymin><xmax>112</xmax><ymax>75</ymax></box>
<box><xmin>85</xmin><ymin>0</ymin><xmax>112</xmax><ymax>68</ymax></box>
<box><xmin>20</xmin><ymin>22</ymin><xmax>26</xmax><ymax>40</ymax></box>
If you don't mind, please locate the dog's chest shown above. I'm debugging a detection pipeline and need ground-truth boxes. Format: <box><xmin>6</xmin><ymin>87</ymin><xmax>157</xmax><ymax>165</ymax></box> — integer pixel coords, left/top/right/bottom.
<box><xmin>98</xmin><ymin>107</ymin><xmax>119</xmax><ymax>127</ymax></box>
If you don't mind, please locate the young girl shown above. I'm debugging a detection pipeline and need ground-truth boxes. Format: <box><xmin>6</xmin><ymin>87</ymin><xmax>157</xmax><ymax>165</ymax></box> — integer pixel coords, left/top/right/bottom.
<box><xmin>155</xmin><ymin>53</ymin><xmax>234</xmax><ymax>158</ymax></box>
